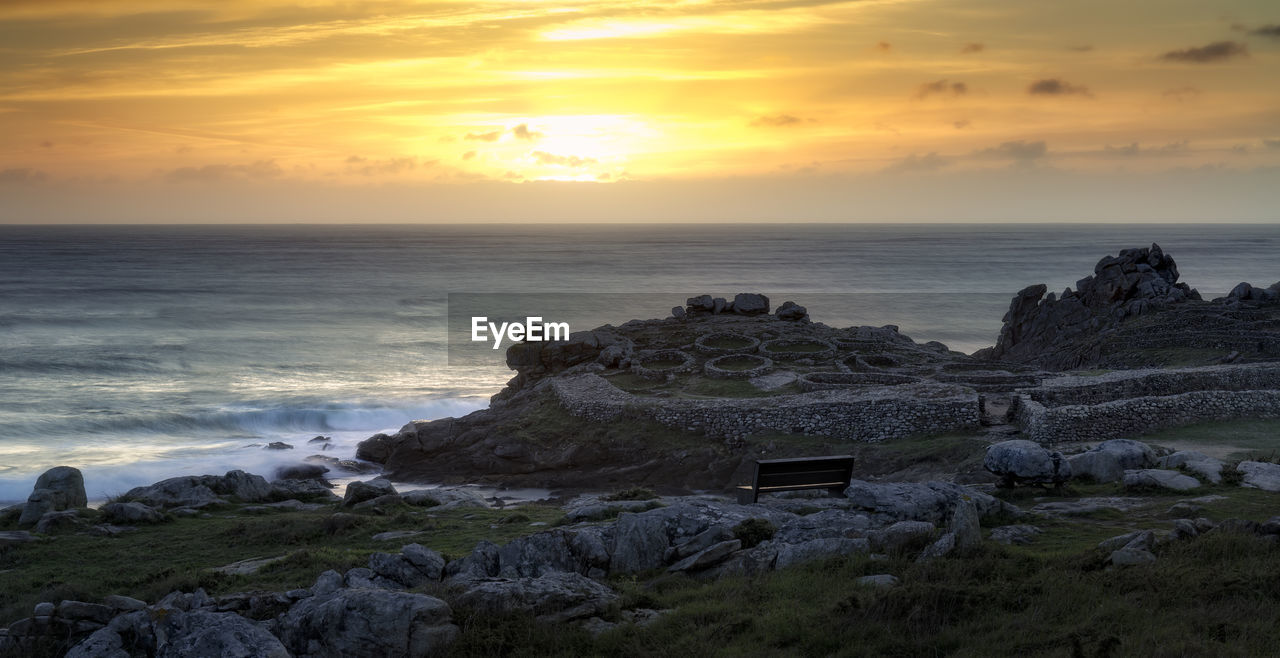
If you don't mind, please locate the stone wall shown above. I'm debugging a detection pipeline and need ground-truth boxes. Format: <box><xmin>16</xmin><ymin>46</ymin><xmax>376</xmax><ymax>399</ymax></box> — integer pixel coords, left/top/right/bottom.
<box><xmin>1029</xmin><ymin>364</ymin><xmax>1280</xmax><ymax>406</ymax></box>
<box><xmin>552</xmin><ymin>374</ymin><xmax>979</xmax><ymax>443</ymax></box>
<box><xmin>1014</xmin><ymin>389</ymin><xmax>1280</xmax><ymax>443</ymax></box>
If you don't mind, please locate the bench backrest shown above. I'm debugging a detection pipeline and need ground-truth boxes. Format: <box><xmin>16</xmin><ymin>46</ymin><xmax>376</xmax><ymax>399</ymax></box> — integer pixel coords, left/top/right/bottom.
<box><xmin>753</xmin><ymin>455</ymin><xmax>855</xmax><ymax>490</ymax></box>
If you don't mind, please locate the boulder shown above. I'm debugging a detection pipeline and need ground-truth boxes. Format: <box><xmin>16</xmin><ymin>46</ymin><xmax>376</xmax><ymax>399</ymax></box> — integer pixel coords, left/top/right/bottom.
<box><xmin>18</xmin><ymin>466</ymin><xmax>87</xmax><ymax>527</ymax></box>
<box><xmin>57</xmin><ymin>601</ymin><xmax>114</xmax><ymax>625</ymax></box>
<box><xmin>989</xmin><ymin>524</ymin><xmax>1043</xmax><ymax>545</ymax></box>
<box><xmin>686</xmin><ymin>295</ymin><xmax>715</xmax><ymax>313</ymax></box>
<box><xmin>856</xmin><ymin>574</ymin><xmax>899</xmax><ymax>588</ymax></box>
<box><xmin>917</xmin><ymin>532</ymin><xmax>958</xmax><ymax>561</ymax></box>
<box><xmin>732</xmin><ymin>293</ymin><xmax>770</xmax><ymax>315</ymax></box>
<box><xmin>455</xmin><ymin>572</ymin><xmax>618</xmax><ymax>623</ymax></box>
<box><xmin>843</xmin><ymin>479</ymin><xmax>1012</xmax><ymax>524</ymax></box>
<box><xmin>947</xmin><ymin>499</ymin><xmax>982</xmax><ymax>555</ymax></box>
<box><xmin>667</xmin><ymin>539</ymin><xmax>741</xmax><ymax>572</ymax></box>
<box><xmin>1123</xmin><ymin>469</ymin><xmax>1200</xmax><ymax>492</ymax></box>
<box><xmin>872</xmin><ymin>520</ymin><xmax>936</xmax><ymax>553</ymax></box>
<box><xmin>1109</xmin><ymin>548</ymin><xmax>1156</xmax><ymax>566</ymax></box>
<box><xmin>273</xmin><ymin>463</ymin><xmax>329</xmax><ymax>481</ymax></box>
<box><xmin>983</xmin><ymin>440</ymin><xmax>1071</xmax><ymax>486</ymax></box>
<box><xmin>34</xmin><ymin>510</ymin><xmax>88</xmax><ymax>534</ymax></box>
<box><xmin>773</xmin><ymin>538</ymin><xmax>869</xmax><ymax>569</ymax></box>
<box><xmin>264</xmin><ymin>442</ymin><xmax>293</xmax><ymax>450</ymax></box>
<box><xmin>1</xmin><ymin>503</ymin><xmax>24</xmax><ymax>525</ymax></box>
<box><xmin>101</xmin><ymin>501</ymin><xmax>165</xmax><ymax>525</ymax></box>
<box><xmin>68</xmin><ymin>609</ymin><xmax>290</xmax><ymax>658</ymax></box>
<box><xmin>1237</xmin><ymin>461</ymin><xmax>1280</xmax><ymax>492</ymax></box>
<box><xmin>270</xmin><ymin>479</ymin><xmax>340</xmax><ymax>502</ymax></box>
<box><xmin>1157</xmin><ymin>451</ymin><xmax>1224</xmax><ymax>484</ymax></box>
<box><xmin>342</xmin><ymin>478</ymin><xmax>398</xmax><ymax>506</ymax></box>
<box><xmin>0</xmin><ymin>530</ymin><xmax>35</xmax><ymax>547</ymax></box>
<box><xmin>123</xmin><ymin>471</ymin><xmax>273</xmax><ymax>509</ymax></box>
<box><xmin>401</xmin><ymin>544</ymin><xmax>446</xmax><ymax>581</ymax></box>
<box><xmin>1094</xmin><ymin>439</ymin><xmax>1156</xmax><ymax>470</ymax></box>
<box><xmin>775</xmin><ymin>301</ymin><xmax>808</xmax><ymax>321</ymax></box>
<box><xmin>1068</xmin><ymin>450</ymin><xmax>1125</xmax><ymax>483</ymax></box>
<box><xmin>402</xmin><ymin>487</ymin><xmax>489</xmax><ymax>510</ymax></box>
<box><xmin>1098</xmin><ymin>530</ymin><xmax>1154</xmax><ymax>553</ymax></box>
<box><xmin>276</xmin><ymin>589</ymin><xmax>459</xmax><ymax>658</ymax></box>
<box><xmin>609</xmin><ymin>511</ymin><xmax>670</xmax><ymax>573</ymax></box>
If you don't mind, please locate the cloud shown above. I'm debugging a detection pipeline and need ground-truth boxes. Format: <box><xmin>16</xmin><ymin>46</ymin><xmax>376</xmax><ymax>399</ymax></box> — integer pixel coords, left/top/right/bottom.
<box><xmin>884</xmin><ymin>152</ymin><xmax>950</xmax><ymax>173</ymax></box>
<box><xmin>976</xmin><ymin>140</ymin><xmax>1047</xmax><ymax>164</ymax></box>
<box><xmin>0</xmin><ymin>167</ymin><xmax>47</xmax><ymax>183</ymax></box>
<box><xmin>1159</xmin><ymin>41</ymin><xmax>1248</xmax><ymax>63</ymax></box>
<box><xmin>462</xmin><ymin>150</ymin><xmax>476</xmax><ymax>161</ymax></box>
<box><xmin>1067</xmin><ymin>45</ymin><xmax>1094</xmax><ymax>52</ymax></box>
<box><xmin>1250</xmin><ymin>25</ymin><xmax>1280</xmax><ymax>39</ymax></box>
<box><xmin>165</xmin><ymin>160</ymin><xmax>282</xmax><ymax>183</ymax></box>
<box><xmin>1027</xmin><ymin>78</ymin><xmax>1091</xmax><ymax>97</ymax></box>
<box><xmin>1104</xmin><ymin>142</ymin><xmax>1140</xmax><ymax>156</ymax></box>
<box><xmin>875</xmin><ymin>41</ymin><xmax>891</xmax><ymax>52</ymax></box>
<box><xmin>960</xmin><ymin>42</ymin><xmax>984</xmax><ymax>54</ymax></box>
<box><xmin>512</xmin><ymin>123</ymin><xmax>542</xmax><ymax>140</ymax></box>
<box><xmin>344</xmin><ymin>156</ymin><xmax>420</xmax><ymax>176</ymax></box>
<box><xmin>1264</xmin><ymin>139</ymin><xmax>1280</xmax><ymax>150</ymax></box>
<box><xmin>915</xmin><ymin>79</ymin><xmax>967</xmax><ymax>99</ymax></box>
<box><xmin>953</xmin><ymin>119</ymin><xmax>971</xmax><ymax>130</ymax></box>
<box><xmin>40</xmin><ymin>140</ymin><xmax>54</xmax><ymax>148</ymax></box>
<box><xmin>464</xmin><ymin>130</ymin><xmax>502</xmax><ymax>142</ymax></box>
<box><xmin>531</xmin><ymin>151</ymin><xmax>597</xmax><ymax>167</ymax></box>
<box><xmin>1162</xmin><ymin>86</ymin><xmax>1201</xmax><ymax>102</ymax></box>
<box><xmin>750</xmin><ymin>113</ymin><xmax>802</xmax><ymax>127</ymax></box>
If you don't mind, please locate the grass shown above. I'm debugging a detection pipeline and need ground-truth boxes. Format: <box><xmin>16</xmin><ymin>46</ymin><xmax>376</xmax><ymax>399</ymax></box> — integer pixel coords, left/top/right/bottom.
<box><xmin>1138</xmin><ymin>418</ymin><xmax>1280</xmax><ymax>460</ymax></box>
<box><xmin>445</xmin><ymin>529</ymin><xmax>1280</xmax><ymax>657</ymax></box>
<box><xmin>702</xmin><ymin>336</ymin><xmax>754</xmax><ymax>350</ymax></box>
<box><xmin>641</xmin><ymin>358</ymin><xmax>687</xmax><ymax>370</ymax></box>
<box><xmin>764</xmin><ymin>342</ymin><xmax>829</xmax><ymax>354</ymax></box>
<box><xmin>604</xmin><ymin>488</ymin><xmax>659</xmax><ymax>502</ymax></box>
<box><xmin>712</xmin><ymin>356</ymin><xmax>763</xmax><ymax>372</ymax></box>
<box><xmin>0</xmin><ymin>504</ymin><xmax>563</xmax><ymax>627</ymax></box>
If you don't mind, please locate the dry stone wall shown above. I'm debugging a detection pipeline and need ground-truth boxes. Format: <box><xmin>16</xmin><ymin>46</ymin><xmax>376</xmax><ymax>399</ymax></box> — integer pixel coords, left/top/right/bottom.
<box><xmin>552</xmin><ymin>374</ymin><xmax>979</xmax><ymax>442</ymax></box>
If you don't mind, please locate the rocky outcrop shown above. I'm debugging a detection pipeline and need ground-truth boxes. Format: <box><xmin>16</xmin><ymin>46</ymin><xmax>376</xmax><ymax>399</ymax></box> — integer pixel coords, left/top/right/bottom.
<box><xmin>276</xmin><ymin>589</ymin><xmax>458</xmax><ymax>657</ymax></box>
<box><xmin>17</xmin><ymin>466</ymin><xmax>87</xmax><ymax>527</ymax></box>
<box><xmin>986</xmin><ymin>244</ymin><xmax>1201</xmax><ymax>368</ymax></box>
<box><xmin>454</xmin><ymin>572</ymin><xmax>618</xmax><ymax>623</ymax></box>
<box><xmin>123</xmin><ymin>470</ymin><xmax>273</xmax><ymax>509</ymax></box>
<box><xmin>983</xmin><ymin>440</ymin><xmax>1071</xmax><ymax>486</ymax></box>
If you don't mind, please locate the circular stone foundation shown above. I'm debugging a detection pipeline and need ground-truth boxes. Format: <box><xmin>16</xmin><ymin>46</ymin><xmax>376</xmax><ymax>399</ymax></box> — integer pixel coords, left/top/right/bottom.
<box><xmin>704</xmin><ymin>353</ymin><xmax>774</xmax><ymax>379</ymax></box>
<box><xmin>630</xmin><ymin>349</ymin><xmax>697</xmax><ymax>380</ymax></box>
<box><xmin>797</xmin><ymin>371</ymin><xmax>921</xmax><ymax>392</ymax></box>
<box><xmin>758</xmin><ymin>338</ymin><xmax>836</xmax><ymax>361</ymax></box>
<box><xmin>694</xmin><ymin>332</ymin><xmax>761</xmax><ymax>356</ymax></box>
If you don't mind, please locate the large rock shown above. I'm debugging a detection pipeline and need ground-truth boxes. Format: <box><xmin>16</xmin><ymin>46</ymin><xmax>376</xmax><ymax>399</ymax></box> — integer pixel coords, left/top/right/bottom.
<box><xmin>1237</xmin><ymin>461</ymin><xmax>1280</xmax><ymax>492</ymax></box>
<box><xmin>101</xmin><ymin>501</ymin><xmax>165</xmax><ymax>525</ymax></box>
<box><xmin>273</xmin><ymin>463</ymin><xmax>329</xmax><ymax>481</ymax></box>
<box><xmin>1123</xmin><ymin>469</ymin><xmax>1200</xmax><ymax>492</ymax></box>
<box><xmin>68</xmin><ymin>609</ymin><xmax>290</xmax><ymax>658</ymax></box>
<box><xmin>1094</xmin><ymin>439</ymin><xmax>1156</xmax><ymax>470</ymax></box>
<box><xmin>34</xmin><ymin>510</ymin><xmax>88</xmax><ymax>534</ymax></box>
<box><xmin>775</xmin><ymin>301</ymin><xmax>808</xmax><ymax>321</ymax></box>
<box><xmin>18</xmin><ymin>466</ymin><xmax>87</xmax><ymax>527</ymax></box>
<box><xmin>983</xmin><ymin>440</ymin><xmax>1071</xmax><ymax>486</ymax></box>
<box><xmin>271</xmin><ymin>479</ymin><xmax>340</xmax><ymax>503</ymax></box>
<box><xmin>732</xmin><ymin>293</ymin><xmax>770</xmax><ymax>315</ymax></box>
<box><xmin>343</xmin><ymin>478</ymin><xmax>398</xmax><ymax>506</ymax></box>
<box><xmin>454</xmin><ymin>572</ymin><xmax>618</xmax><ymax>623</ymax></box>
<box><xmin>402</xmin><ymin>487</ymin><xmax>489</xmax><ymax>510</ymax></box>
<box><xmin>1157</xmin><ymin>451</ymin><xmax>1224</xmax><ymax>484</ymax></box>
<box><xmin>1068</xmin><ymin>450</ymin><xmax>1125</xmax><ymax>483</ymax></box>
<box><xmin>609</xmin><ymin>511</ymin><xmax>670</xmax><ymax>574</ymax></box>
<box><xmin>948</xmin><ymin>499</ymin><xmax>982</xmax><ymax>555</ymax></box>
<box><xmin>871</xmin><ymin>520</ymin><xmax>937</xmax><ymax>553</ymax></box>
<box><xmin>843</xmin><ymin>479</ymin><xmax>1012</xmax><ymax>523</ymax></box>
<box><xmin>277</xmin><ymin>589</ymin><xmax>458</xmax><ymax>657</ymax></box>
<box><xmin>667</xmin><ymin>539</ymin><xmax>741</xmax><ymax>572</ymax></box>
<box><xmin>123</xmin><ymin>470</ymin><xmax>273</xmax><ymax>509</ymax></box>
<box><xmin>773</xmin><ymin>538</ymin><xmax>869</xmax><ymax>569</ymax></box>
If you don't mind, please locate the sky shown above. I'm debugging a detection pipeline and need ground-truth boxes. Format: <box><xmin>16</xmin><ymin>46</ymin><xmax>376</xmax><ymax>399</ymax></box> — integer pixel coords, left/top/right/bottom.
<box><xmin>1</xmin><ymin>0</ymin><xmax>1278</xmax><ymax>223</ymax></box>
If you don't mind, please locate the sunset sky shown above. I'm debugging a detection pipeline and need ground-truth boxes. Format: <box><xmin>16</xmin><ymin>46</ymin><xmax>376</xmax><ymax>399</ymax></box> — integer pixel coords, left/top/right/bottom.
<box><xmin>1</xmin><ymin>0</ymin><xmax>1278</xmax><ymax>222</ymax></box>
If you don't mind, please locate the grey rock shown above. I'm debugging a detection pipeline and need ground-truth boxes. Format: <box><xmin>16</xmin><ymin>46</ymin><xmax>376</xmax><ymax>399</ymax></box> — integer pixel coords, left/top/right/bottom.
<box><xmin>1123</xmin><ymin>469</ymin><xmax>1201</xmax><ymax>492</ymax></box>
<box><xmin>773</xmin><ymin>510</ymin><xmax>871</xmax><ymax>543</ymax></box>
<box><xmin>57</xmin><ymin>601</ymin><xmax>114</xmax><ymax>624</ymax></box>
<box><xmin>773</xmin><ymin>538</ymin><xmax>869</xmax><ymax>569</ymax></box>
<box><xmin>370</xmin><ymin>552</ymin><xmax>432</xmax><ymax>588</ymax></box>
<box><xmin>311</xmin><ymin>570</ymin><xmax>344</xmax><ymax>596</ymax></box>
<box><xmin>343</xmin><ymin>478</ymin><xmax>398</xmax><ymax>506</ymax></box>
<box><xmin>1171</xmin><ymin>519</ymin><xmax>1199</xmax><ymax>540</ymax></box>
<box><xmin>984</xmin><ymin>440</ymin><xmax>1071</xmax><ymax>485</ymax></box>
<box><xmin>372</xmin><ymin>530</ymin><xmax>425</xmax><ymax>542</ymax></box>
<box><xmin>0</xmin><ymin>530</ymin><xmax>35</xmax><ymax>547</ymax></box>
<box><xmin>733</xmin><ymin>293</ymin><xmax>770</xmax><ymax>315</ymax></box>
<box><xmin>277</xmin><ymin>588</ymin><xmax>458</xmax><ymax>658</ymax></box>
<box><xmin>667</xmin><ymin>539</ymin><xmax>741</xmax><ymax>572</ymax></box>
<box><xmin>401</xmin><ymin>544</ymin><xmax>446</xmax><ymax>580</ymax></box>
<box><xmin>917</xmin><ymin>532</ymin><xmax>957</xmax><ymax>561</ymax></box>
<box><xmin>609</xmin><ymin>511</ymin><xmax>670</xmax><ymax>573</ymax></box>
<box><xmin>402</xmin><ymin>487</ymin><xmax>489</xmax><ymax>510</ymax></box>
<box><xmin>34</xmin><ymin>510</ymin><xmax>88</xmax><ymax>534</ymax></box>
<box><xmin>1163</xmin><ymin>502</ymin><xmax>1204</xmax><ymax>519</ymax></box>
<box><xmin>856</xmin><ymin>574</ymin><xmax>899</xmax><ymax>588</ymax></box>
<box><xmin>1109</xmin><ymin>548</ymin><xmax>1156</xmax><ymax>566</ymax></box>
<box><xmin>1095</xmin><ymin>439</ymin><xmax>1156</xmax><ymax>470</ymax></box>
<box><xmin>989</xmin><ymin>524</ymin><xmax>1043</xmax><ymax>545</ymax></box>
<box><xmin>1</xmin><ymin>503</ymin><xmax>24</xmax><ymax>525</ymax></box>
<box><xmin>872</xmin><ymin>520</ymin><xmax>936</xmax><ymax>553</ymax></box>
<box><xmin>273</xmin><ymin>463</ymin><xmax>329</xmax><ymax>481</ymax></box>
<box><xmin>948</xmin><ymin>499</ymin><xmax>982</xmax><ymax>555</ymax></box>
<box><xmin>1068</xmin><ymin>450</ymin><xmax>1125</xmax><ymax>483</ymax></box>
<box><xmin>18</xmin><ymin>466</ymin><xmax>88</xmax><ymax>527</ymax></box>
<box><xmin>455</xmin><ymin>572</ymin><xmax>618</xmax><ymax>623</ymax></box>
<box><xmin>1237</xmin><ymin>461</ymin><xmax>1280</xmax><ymax>492</ymax></box>
<box><xmin>33</xmin><ymin>601</ymin><xmax>55</xmax><ymax>617</ymax></box>
<box><xmin>212</xmin><ymin>555</ymin><xmax>287</xmax><ymax>576</ymax></box>
<box><xmin>668</xmin><ymin>524</ymin><xmax>734</xmax><ymax>560</ymax></box>
<box><xmin>444</xmin><ymin>540</ymin><xmax>501</xmax><ymax>582</ymax></box>
<box><xmin>265</xmin><ymin>441</ymin><xmax>293</xmax><ymax>450</ymax></box>
<box><xmin>70</xmin><ymin>609</ymin><xmax>290</xmax><ymax>658</ymax></box>
<box><xmin>1158</xmin><ymin>451</ymin><xmax>1224</xmax><ymax>484</ymax></box>
<box><xmin>843</xmin><ymin>479</ymin><xmax>1013</xmax><ymax>524</ymax></box>
<box><xmin>1098</xmin><ymin>530</ymin><xmax>1154</xmax><ymax>553</ymax></box>
<box><xmin>101</xmin><ymin>501</ymin><xmax>165</xmax><ymax>525</ymax></box>
<box><xmin>775</xmin><ymin>300</ymin><xmax>808</xmax><ymax>321</ymax></box>
<box><xmin>344</xmin><ymin>567</ymin><xmax>388</xmax><ymax>590</ymax></box>
<box><xmin>671</xmin><ymin>306</ymin><xmax>686</xmax><ymax>319</ymax></box>
<box><xmin>123</xmin><ymin>470</ymin><xmax>274</xmax><ymax>509</ymax></box>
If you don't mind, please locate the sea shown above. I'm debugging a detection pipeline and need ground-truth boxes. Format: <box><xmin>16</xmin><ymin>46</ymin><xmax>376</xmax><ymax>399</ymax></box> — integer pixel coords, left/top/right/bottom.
<box><xmin>2</xmin><ymin>223</ymin><xmax>1278</xmax><ymax>502</ymax></box>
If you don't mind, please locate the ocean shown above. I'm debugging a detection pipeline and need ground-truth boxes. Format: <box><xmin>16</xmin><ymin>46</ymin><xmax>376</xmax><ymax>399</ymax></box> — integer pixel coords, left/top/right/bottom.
<box><xmin>2</xmin><ymin>223</ymin><xmax>1278</xmax><ymax>502</ymax></box>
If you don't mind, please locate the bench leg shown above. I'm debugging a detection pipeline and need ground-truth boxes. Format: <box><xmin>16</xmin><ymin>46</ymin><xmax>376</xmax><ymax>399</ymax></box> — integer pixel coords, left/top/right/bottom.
<box><xmin>737</xmin><ymin>488</ymin><xmax>758</xmax><ymax>505</ymax></box>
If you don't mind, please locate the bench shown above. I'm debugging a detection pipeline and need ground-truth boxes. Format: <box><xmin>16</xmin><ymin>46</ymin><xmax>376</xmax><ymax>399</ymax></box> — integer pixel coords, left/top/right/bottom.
<box><xmin>736</xmin><ymin>455</ymin><xmax>855</xmax><ymax>504</ymax></box>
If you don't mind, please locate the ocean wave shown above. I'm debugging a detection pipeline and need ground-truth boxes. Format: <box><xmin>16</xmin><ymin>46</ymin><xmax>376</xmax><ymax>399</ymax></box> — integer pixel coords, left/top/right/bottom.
<box><xmin>0</xmin><ymin>354</ymin><xmax>168</xmax><ymax>375</ymax></box>
<box><xmin>2</xmin><ymin>398</ymin><xmax>487</xmax><ymax>439</ymax></box>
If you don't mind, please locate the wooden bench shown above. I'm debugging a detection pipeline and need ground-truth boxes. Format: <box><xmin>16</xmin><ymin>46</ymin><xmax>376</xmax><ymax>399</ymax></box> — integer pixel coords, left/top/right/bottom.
<box><xmin>736</xmin><ymin>455</ymin><xmax>855</xmax><ymax>504</ymax></box>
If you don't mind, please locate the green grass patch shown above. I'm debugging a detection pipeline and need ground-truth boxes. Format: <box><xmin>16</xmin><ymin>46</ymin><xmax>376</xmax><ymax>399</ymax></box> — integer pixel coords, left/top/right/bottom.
<box><xmin>0</xmin><ymin>504</ymin><xmax>562</xmax><ymax>627</ymax></box>
<box><xmin>764</xmin><ymin>342</ymin><xmax>828</xmax><ymax>354</ymax></box>
<box><xmin>702</xmin><ymin>336</ymin><xmax>754</xmax><ymax>350</ymax></box>
<box><xmin>712</xmin><ymin>356</ymin><xmax>762</xmax><ymax>371</ymax></box>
